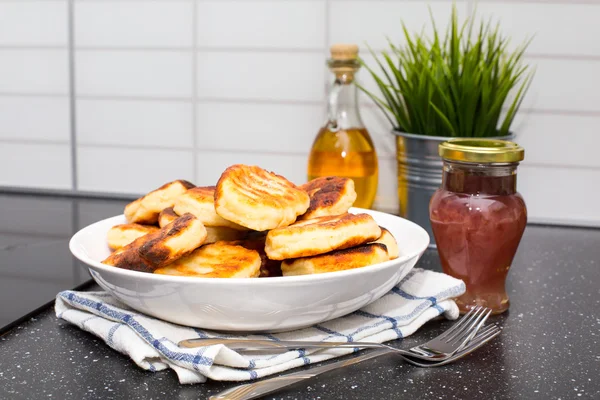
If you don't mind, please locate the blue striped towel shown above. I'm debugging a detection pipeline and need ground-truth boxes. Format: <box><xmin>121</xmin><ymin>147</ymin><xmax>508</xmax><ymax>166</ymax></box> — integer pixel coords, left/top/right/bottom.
<box><xmin>55</xmin><ymin>268</ymin><xmax>465</xmax><ymax>384</ymax></box>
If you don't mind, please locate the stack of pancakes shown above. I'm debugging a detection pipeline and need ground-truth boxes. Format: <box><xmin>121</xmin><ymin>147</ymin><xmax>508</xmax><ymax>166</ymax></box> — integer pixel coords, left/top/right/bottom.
<box><xmin>102</xmin><ymin>165</ymin><xmax>399</xmax><ymax>278</ymax></box>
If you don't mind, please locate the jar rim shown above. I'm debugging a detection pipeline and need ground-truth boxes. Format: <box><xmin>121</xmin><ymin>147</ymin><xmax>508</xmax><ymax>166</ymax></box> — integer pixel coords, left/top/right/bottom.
<box><xmin>439</xmin><ymin>138</ymin><xmax>524</xmax><ymax>163</ymax></box>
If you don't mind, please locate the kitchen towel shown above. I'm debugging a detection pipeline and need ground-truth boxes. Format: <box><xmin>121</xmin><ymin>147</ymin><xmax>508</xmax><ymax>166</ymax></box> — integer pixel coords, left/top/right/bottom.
<box><xmin>55</xmin><ymin>268</ymin><xmax>465</xmax><ymax>384</ymax></box>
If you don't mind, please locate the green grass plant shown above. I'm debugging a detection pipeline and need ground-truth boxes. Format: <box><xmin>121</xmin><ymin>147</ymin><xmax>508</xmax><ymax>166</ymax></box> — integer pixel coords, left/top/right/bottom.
<box><xmin>359</xmin><ymin>5</ymin><xmax>534</xmax><ymax>137</ymax></box>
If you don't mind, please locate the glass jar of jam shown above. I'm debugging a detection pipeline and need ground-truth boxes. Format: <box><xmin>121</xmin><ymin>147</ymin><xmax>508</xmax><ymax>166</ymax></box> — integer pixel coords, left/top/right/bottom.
<box><xmin>429</xmin><ymin>139</ymin><xmax>526</xmax><ymax>314</ymax></box>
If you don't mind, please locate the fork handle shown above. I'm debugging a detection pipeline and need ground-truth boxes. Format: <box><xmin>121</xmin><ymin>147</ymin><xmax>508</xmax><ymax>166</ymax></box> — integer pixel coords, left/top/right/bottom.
<box><xmin>179</xmin><ymin>338</ymin><xmax>382</xmax><ymax>352</ymax></box>
<box><xmin>209</xmin><ymin>349</ymin><xmax>390</xmax><ymax>400</ymax></box>
<box><xmin>179</xmin><ymin>338</ymin><xmax>444</xmax><ymax>362</ymax></box>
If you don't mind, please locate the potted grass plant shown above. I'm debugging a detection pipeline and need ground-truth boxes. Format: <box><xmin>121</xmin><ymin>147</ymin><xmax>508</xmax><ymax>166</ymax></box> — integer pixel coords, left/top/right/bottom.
<box><xmin>359</xmin><ymin>6</ymin><xmax>533</xmax><ymax>245</ymax></box>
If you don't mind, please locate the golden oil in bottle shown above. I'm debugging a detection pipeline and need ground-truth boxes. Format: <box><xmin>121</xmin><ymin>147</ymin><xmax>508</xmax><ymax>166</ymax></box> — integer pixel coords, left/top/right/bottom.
<box><xmin>307</xmin><ymin>44</ymin><xmax>378</xmax><ymax>208</ymax></box>
<box><xmin>308</xmin><ymin>127</ymin><xmax>378</xmax><ymax>208</ymax></box>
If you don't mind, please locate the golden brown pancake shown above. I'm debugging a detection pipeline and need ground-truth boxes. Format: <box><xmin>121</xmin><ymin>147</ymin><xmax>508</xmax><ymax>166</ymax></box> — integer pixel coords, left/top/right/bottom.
<box><xmin>265</xmin><ymin>213</ymin><xmax>381</xmax><ymax>260</ymax></box>
<box><xmin>281</xmin><ymin>243</ymin><xmax>389</xmax><ymax>276</ymax></box>
<box><xmin>174</xmin><ymin>186</ymin><xmax>246</xmax><ymax>230</ymax></box>
<box><xmin>158</xmin><ymin>207</ymin><xmax>179</xmax><ymax>228</ymax></box>
<box><xmin>124</xmin><ymin>180</ymin><xmax>195</xmax><ymax>224</ymax></box>
<box><xmin>137</xmin><ymin>213</ymin><xmax>207</xmax><ymax>268</ymax></box>
<box><xmin>107</xmin><ymin>223</ymin><xmax>159</xmax><ymax>251</ymax></box>
<box><xmin>214</xmin><ymin>164</ymin><xmax>310</xmax><ymax>231</ymax></box>
<box><xmin>154</xmin><ymin>242</ymin><xmax>261</xmax><ymax>278</ymax></box>
<box><xmin>102</xmin><ymin>233</ymin><xmax>156</xmax><ymax>273</ymax></box>
<box><xmin>373</xmin><ymin>227</ymin><xmax>399</xmax><ymax>259</ymax></box>
<box><xmin>299</xmin><ymin>176</ymin><xmax>357</xmax><ymax>220</ymax></box>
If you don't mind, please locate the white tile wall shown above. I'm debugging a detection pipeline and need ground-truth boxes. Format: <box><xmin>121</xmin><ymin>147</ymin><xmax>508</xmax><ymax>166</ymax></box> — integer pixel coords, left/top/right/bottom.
<box><xmin>75</xmin><ymin>1</ymin><xmax>193</xmax><ymax>48</ymax></box>
<box><xmin>0</xmin><ymin>97</ymin><xmax>70</xmax><ymax>142</ymax></box>
<box><xmin>0</xmin><ymin>143</ymin><xmax>71</xmax><ymax>189</ymax></box>
<box><xmin>77</xmin><ymin>99</ymin><xmax>193</xmax><ymax>148</ymax></box>
<box><xmin>522</xmin><ymin>58</ymin><xmax>600</xmax><ymax>113</ymax></box>
<box><xmin>0</xmin><ymin>1</ymin><xmax>71</xmax><ymax>190</ymax></box>
<box><xmin>519</xmin><ymin>165</ymin><xmax>599</xmax><ymax>227</ymax></box>
<box><xmin>476</xmin><ymin>2</ymin><xmax>600</xmax><ymax>57</ymax></box>
<box><xmin>196</xmin><ymin>102</ymin><xmax>323</xmax><ymax>153</ymax></box>
<box><xmin>0</xmin><ymin>1</ymin><xmax>68</xmax><ymax>46</ymax></box>
<box><xmin>76</xmin><ymin>50</ymin><xmax>193</xmax><ymax>98</ymax></box>
<box><xmin>0</xmin><ymin>50</ymin><xmax>69</xmax><ymax>94</ymax></box>
<box><xmin>0</xmin><ymin>0</ymin><xmax>597</xmax><ymax>227</ymax></box>
<box><xmin>196</xmin><ymin>52</ymin><xmax>325</xmax><ymax>101</ymax></box>
<box><xmin>197</xmin><ymin>1</ymin><xmax>325</xmax><ymax>49</ymax></box>
<box><xmin>513</xmin><ymin>112</ymin><xmax>597</xmax><ymax>168</ymax></box>
<box><xmin>77</xmin><ymin>147</ymin><xmax>194</xmax><ymax>193</ymax></box>
<box><xmin>330</xmin><ymin>1</ymin><xmax>469</xmax><ymax>51</ymax></box>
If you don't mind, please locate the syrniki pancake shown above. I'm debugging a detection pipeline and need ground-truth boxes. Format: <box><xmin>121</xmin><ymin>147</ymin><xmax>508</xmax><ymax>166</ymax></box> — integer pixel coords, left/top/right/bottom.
<box><xmin>138</xmin><ymin>213</ymin><xmax>207</xmax><ymax>268</ymax></box>
<box><xmin>299</xmin><ymin>176</ymin><xmax>357</xmax><ymax>220</ymax></box>
<box><xmin>281</xmin><ymin>243</ymin><xmax>389</xmax><ymax>276</ymax></box>
<box><xmin>154</xmin><ymin>242</ymin><xmax>261</xmax><ymax>278</ymax></box>
<box><xmin>174</xmin><ymin>186</ymin><xmax>246</xmax><ymax>230</ymax></box>
<box><xmin>158</xmin><ymin>207</ymin><xmax>179</xmax><ymax>228</ymax></box>
<box><xmin>102</xmin><ymin>233</ymin><xmax>156</xmax><ymax>273</ymax></box>
<box><xmin>107</xmin><ymin>223</ymin><xmax>159</xmax><ymax>251</ymax></box>
<box><xmin>265</xmin><ymin>213</ymin><xmax>381</xmax><ymax>260</ymax></box>
<box><xmin>124</xmin><ymin>180</ymin><xmax>195</xmax><ymax>224</ymax></box>
<box><xmin>373</xmin><ymin>227</ymin><xmax>399</xmax><ymax>259</ymax></box>
<box><xmin>214</xmin><ymin>164</ymin><xmax>310</xmax><ymax>231</ymax></box>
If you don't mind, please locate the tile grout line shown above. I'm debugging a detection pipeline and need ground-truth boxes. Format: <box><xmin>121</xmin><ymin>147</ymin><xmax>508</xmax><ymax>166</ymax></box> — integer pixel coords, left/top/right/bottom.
<box><xmin>0</xmin><ymin>139</ymin><xmax>70</xmax><ymax>146</ymax></box>
<box><xmin>68</xmin><ymin>0</ymin><xmax>78</xmax><ymax>191</ymax></box>
<box><xmin>2</xmin><ymin>45</ymin><xmax>600</xmax><ymax>61</ymax></box>
<box><xmin>191</xmin><ymin>0</ymin><xmax>198</xmax><ymax>183</ymax></box>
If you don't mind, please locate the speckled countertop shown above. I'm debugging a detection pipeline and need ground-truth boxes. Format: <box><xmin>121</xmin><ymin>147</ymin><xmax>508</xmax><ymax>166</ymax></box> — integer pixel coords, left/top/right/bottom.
<box><xmin>0</xmin><ymin>192</ymin><xmax>598</xmax><ymax>399</ymax></box>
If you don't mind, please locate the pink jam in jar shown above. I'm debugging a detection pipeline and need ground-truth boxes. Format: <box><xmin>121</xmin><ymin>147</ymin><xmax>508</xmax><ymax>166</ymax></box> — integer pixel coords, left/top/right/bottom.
<box><xmin>429</xmin><ymin>139</ymin><xmax>527</xmax><ymax>314</ymax></box>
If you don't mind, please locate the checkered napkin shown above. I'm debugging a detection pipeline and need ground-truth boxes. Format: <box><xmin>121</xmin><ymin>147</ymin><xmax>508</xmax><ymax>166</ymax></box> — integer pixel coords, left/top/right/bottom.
<box><xmin>55</xmin><ymin>268</ymin><xmax>465</xmax><ymax>384</ymax></box>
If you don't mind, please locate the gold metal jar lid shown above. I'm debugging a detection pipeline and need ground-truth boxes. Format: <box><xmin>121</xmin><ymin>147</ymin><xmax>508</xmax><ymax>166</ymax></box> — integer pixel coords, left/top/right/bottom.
<box><xmin>439</xmin><ymin>138</ymin><xmax>525</xmax><ymax>163</ymax></box>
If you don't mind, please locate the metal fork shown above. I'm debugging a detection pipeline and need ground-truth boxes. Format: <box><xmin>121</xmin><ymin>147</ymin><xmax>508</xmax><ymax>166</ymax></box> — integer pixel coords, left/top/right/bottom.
<box><xmin>209</xmin><ymin>324</ymin><xmax>501</xmax><ymax>400</ymax></box>
<box><xmin>180</xmin><ymin>306</ymin><xmax>491</xmax><ymax>362</ymax></box>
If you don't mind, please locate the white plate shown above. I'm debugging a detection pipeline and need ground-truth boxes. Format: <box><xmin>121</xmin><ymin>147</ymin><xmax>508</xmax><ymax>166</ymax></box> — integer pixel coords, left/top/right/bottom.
<box><xmin>69</xmin><ymin>208</ymin><xmax>429</xmax><ymax>332</ymax></box>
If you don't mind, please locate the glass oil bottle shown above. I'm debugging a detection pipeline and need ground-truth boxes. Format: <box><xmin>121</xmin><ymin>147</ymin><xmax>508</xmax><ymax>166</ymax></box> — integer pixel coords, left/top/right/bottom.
<box><xmin>307</xmin><ymin>44</ymin><xmax>378</xmax><ymax>209</ymax></box>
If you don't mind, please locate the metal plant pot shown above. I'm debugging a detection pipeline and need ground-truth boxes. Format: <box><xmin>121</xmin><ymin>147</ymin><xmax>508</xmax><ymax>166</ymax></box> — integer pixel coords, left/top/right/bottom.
<box><xmin>393</xmin><ymin>131</ymin><xmax>513</xmax><ymax>248</ymax></box>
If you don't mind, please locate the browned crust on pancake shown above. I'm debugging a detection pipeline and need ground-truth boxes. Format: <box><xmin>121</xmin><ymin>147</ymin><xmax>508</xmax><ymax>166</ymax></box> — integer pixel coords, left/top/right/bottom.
<box><xmin>215</xmin><ymin>165</ymin><xmax>299</xmax><ymax>209</ymax></box>
<box><xmin>154</xmin><ymin>242</ymin><xmax>261</xmax><ymax>278</ymax></box>
<box><xmin>158</xmin><ymin>207</ymin><xmax>179</xmax><ymax>228</ymax></box>
<box><xmin>174</xmin><ymin>186</ymin><xmax>246</xmax><ymax>230</ymax></box>
<box><xmin>281</xmin><ymin>243</ymin><xmax>388</xmax><ymax>276</ymax></box>
<box><xmin>138</xmin><ymin>213</ymin><xmax>207</xmax><ymax>268</ymax></box>
<box><xmin>299</xmin><ymin>176</ymin><xmax>356</xmax><ymax>220</ymax></box>
<box><xmin>184</xmin><ymin>186</ymin><xmax>215</xmax><ymax>200</ymax></box>
<box><xmin>102</xmin><ymin>233</ymin><xmax>156</xmax><ymax>273</ymax></box>
<box><xmin>107</xmin><ymin>223</ymin><xmax>159</xmax><ymax>251</ymax></box>
<box><xmin>124</xmin><ymin>180</ymin><xmax>195</xmax><ymax>224</ymax></box>
<box><xmin>265</xmin><ymin>213</ymin><xmax>381</xmax><ymax>260</ymax></box>
<box><xmin>214</xmin><ymin>164</ymin><xmax>310</xmax><ymax>231</ymax></box>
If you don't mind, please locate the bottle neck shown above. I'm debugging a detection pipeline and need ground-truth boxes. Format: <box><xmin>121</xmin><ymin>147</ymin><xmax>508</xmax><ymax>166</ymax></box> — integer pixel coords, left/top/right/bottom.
<box><xmin>442</xmin><ymin>161</ymin><xmax>519</xmax><ymax>195</ymax></box>
<box><xmin>327</xmin><ymin>70</ymin><xmax>363</xmax><ymax>130</ymax></box>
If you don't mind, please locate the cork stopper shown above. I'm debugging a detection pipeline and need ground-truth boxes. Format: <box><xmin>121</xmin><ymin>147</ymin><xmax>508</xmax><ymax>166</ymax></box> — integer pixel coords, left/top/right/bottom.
<box><xmin>330</xmin><ymin>44</ymin><xmax>359</xmax><ymax>61</ymax></box>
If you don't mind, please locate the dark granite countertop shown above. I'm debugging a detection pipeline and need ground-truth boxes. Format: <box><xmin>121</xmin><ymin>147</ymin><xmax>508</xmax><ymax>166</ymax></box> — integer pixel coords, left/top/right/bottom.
<box><xmin>0</xmin><ymin>191</ymin><xmax>598</xmax><ymax>399</ymax></box>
